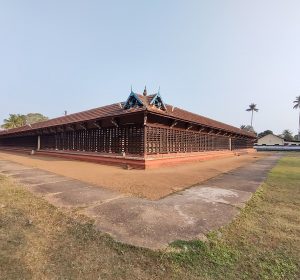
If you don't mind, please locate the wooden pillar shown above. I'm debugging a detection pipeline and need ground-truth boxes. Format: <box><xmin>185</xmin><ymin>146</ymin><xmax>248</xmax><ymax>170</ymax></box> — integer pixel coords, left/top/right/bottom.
<box><xmin>229</xmin><ymin>137</ymin><xmax>232</xmax><ymax>151</ymax></box>
<box><xmin>144</xmin><ymin>113</ymin><xmax>148</xmax><ymax>157</ymax></box>
<box><xmin>37</xmin><ymin>135</ymin><xmax>41</xmax><ymax>151</ymax></box>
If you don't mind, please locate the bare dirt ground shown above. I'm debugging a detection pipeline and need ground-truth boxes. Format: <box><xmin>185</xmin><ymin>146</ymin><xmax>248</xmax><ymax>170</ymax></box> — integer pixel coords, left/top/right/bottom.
<box><xmin>0</xmin><ymin>151</ymin><xmax>268</xmax><ymax>200</ymax></box>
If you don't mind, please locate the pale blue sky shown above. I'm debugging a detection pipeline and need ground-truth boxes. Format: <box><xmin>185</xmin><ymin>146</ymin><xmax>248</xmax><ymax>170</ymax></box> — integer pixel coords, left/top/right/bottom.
<box><xmin>0</xmin><ymin>0</ymin><xmax>300</xmax><ymax>135</ymax></box>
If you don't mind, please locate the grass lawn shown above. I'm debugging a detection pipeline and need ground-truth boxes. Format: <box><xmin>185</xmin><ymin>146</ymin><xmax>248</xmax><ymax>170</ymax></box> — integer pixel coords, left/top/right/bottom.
<box><xmin>0</xmin><ymin>154</ymin><xmax>299</xmax><ymax>280</ymax></box>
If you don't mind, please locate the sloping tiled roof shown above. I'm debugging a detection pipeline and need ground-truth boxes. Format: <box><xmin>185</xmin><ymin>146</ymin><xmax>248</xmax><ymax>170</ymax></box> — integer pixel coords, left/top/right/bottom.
<box><xmin>137</xmin><ymin>94</ymin><xmax>255</xmax><ymax>137</ymax></box>
<box><xmin>0</xmin><ymin>92</ymin><xmax>255</xmax><ymax>138</ymax></box>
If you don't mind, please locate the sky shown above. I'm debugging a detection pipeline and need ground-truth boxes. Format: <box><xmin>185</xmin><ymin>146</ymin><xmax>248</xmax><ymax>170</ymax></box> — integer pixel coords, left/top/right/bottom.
<box><xmin>0</xmin><ymin>0</ymin><xmax>300</xmax><ymax>135</ymax></box>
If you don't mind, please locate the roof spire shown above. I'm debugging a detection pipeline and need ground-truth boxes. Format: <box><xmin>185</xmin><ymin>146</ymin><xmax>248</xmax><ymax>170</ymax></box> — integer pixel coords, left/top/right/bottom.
<box><xmin>143</xmin><ymin>86</ymin><xmax>147</xmax><ymax>96</ymax></box>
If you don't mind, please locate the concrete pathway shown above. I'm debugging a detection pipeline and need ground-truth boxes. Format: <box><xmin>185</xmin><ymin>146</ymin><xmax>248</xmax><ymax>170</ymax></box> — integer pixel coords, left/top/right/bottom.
<box><xmin>0</xmin><ymin>154</ymin><xmax>281</xmax><ymax>249</ymax></box>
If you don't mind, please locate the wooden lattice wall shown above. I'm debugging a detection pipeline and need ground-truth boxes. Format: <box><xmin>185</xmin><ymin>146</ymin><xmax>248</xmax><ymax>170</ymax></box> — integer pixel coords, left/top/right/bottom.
<box><xmin>231</xmin><ymin>137</ymin><xmax>253</xmax><ymax>150</ymax></box>
<box><xmin>146</xmin><ymin>126</ymin><xmax>230</xmax><ymax>154</ymax></box>
<box><xmin>40</xmin><ymin>125</ymin><xmax>145</xmax><ymax>155</ymax></box>
<box><xmin>0</xmin><ymin>124</ymin><xmax>253</xmax><ymax>156</ymax></box>
<box><xmin>0</xmin><ymin>135</ymin><xmax>37</xmax><ymax>149</ymax></box>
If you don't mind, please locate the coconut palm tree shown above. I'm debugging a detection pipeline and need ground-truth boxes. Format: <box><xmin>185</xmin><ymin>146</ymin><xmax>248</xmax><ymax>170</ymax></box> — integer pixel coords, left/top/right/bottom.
<box><xmin>246</xmin><ymin>103</ymin><xmax>259</xmax><ymax>128</ymax></box>
<box><xmin>1</xmin><ymin>114</ymin><xmax>26</xmax><ymax>129</ymax></box>
<box><xmin>293</xmin><ymin>96</ymin><xmax>300</xmax><ymax>139</ymax></box>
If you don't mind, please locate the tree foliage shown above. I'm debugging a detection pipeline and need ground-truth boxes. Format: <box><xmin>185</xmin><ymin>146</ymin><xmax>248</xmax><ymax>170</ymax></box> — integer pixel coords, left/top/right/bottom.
<box><xmin>246</xmin><ymin>103</ymin><xmax>259</xmax><ymax>113</ymax></box>
<box><xmin>293</xmin><ymin>96</ymin><xmax>300</xmax><ymax>139</ymax></box>
<box><xmin>1</xmin><ymin>113</ymin><xmax>48</xmax><ymax>129</ymax></box>
<box><xmin>293</xmin><ymin>96</ymin><xmax>300</xmax><ymax>110</ymax></box>
<box><xmin>1</xmin><ymin>114</ymin><xmax>26</xmax><ymax>129</ymax></box>
<box><xmin>281</xmin><ymin>129</ymin><xmax>294</xmax><ymax>141</ymax></box>
<box><xmin>240</xmin><ymin>125</ymin><xmax>256</xmax><ymax>134</ymax></box>
<box><xmin>258</xmin><ymin>130</ymin><xmax>273</xmax><ymax>138</ymax></box>
<box><xmin>26</xmin><ymin>113</ymin><xmax>48</xmax><ymax>124</ymax></box>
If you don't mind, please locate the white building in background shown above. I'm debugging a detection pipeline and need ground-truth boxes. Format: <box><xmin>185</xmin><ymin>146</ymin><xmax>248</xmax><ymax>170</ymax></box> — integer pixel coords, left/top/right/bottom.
<box><xmin>256</xmin><ymin>134</ymin><xmax>284</xmax><ymax>146</ymax></box>
<box><xmin>255</xmin><ymin>133</ymin><xmax>300</xmax><ymax>150</ymax></box>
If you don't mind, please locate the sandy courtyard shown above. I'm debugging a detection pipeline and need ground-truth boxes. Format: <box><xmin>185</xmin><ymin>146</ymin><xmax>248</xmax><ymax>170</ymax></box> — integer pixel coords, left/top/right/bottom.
<box><xmin>0</xmin><ymin>151</ymin><xmax>268</xmax><ymax>200</ymax></box>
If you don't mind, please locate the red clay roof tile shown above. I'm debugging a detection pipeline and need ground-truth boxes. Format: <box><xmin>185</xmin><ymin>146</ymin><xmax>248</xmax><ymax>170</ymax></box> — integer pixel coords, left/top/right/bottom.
<box><xmin>0</xmin><ymin>93</ymin><xmax>255</xmax><ymax>138</ymax></box>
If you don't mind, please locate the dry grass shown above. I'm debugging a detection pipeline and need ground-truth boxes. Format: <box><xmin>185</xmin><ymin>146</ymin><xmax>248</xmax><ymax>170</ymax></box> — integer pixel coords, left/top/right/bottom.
<box><xmin>0</xmin><ymin>154</ymin><xmax>299</xmax><ymax>279</ymax></box>
<box><xmin>0</xmin><ymin>177</ymin><xmax>168</xmax><ymax>280</ymax></box>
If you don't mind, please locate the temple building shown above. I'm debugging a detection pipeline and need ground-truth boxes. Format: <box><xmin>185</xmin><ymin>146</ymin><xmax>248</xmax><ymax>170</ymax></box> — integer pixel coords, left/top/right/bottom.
<box><xmin>0</xmin><ymin>88</ymin><xmax>255</xmax><ymax>168</ymax></box>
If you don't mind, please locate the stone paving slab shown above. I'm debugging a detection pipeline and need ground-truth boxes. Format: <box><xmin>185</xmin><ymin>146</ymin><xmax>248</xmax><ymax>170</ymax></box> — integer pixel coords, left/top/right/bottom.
<box><xmin>0</xmin><ymin>162</ymin><xmax>32</xmax><ymax>172</ymax></box>
<box><xmin>86</xmin><ymin>196</ymin><xmax>239</xmax><ymax>249</ymax></box>
<box><xmin>201</xmin><ymin>166</ymin><xmax>271</xmax><ymax>193</ymax></box>
<box><xmin>5</xmin><ymin>168</ymin><xmax>54</xmax><ymax>177</ymax></box>
<box><xmin>11</xmin><ymin>173</ymin><xmax>57</xmax><ymax>181</ymax></box>
<box><xmin>171</xmin><ymin>187</ymin><xmax>252</xmax><ymax>208</ymax></box>
<box><xmin>26</xmin><ymin>180</ymin><xmax>94</xmax><ymax>195</ymax></box>
<box><xmin>46</xmin><ymin>187</ymin><xmax>124</xmax><ymax>208</ymax></box>
<box><xmin>16</xmin><ymin>174</ymin><xmax>69</xmax><ymax>186</ymax></box>
<box><xmin>0</xmin><ymin>154</ymin><xmax>281</xmax><ymax>250</ymax></box>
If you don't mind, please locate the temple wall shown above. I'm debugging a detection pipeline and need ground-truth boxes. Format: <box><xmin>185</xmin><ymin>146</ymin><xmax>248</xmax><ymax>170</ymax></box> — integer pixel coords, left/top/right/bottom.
<box><xmin>40</xmin><ymin>125</ymin><xmax>145</xmax><ymax>156</ymax></box>
<box><xmin>0</xmin><ymin>135</ymin><xmax>37</xmax><ymax>149</ymax></box>
<box><xmin>145</xmin><ymin>126</ymin><xmax>252</xmax><ymax>154</ymax></box>
<box><xmin>0</xmin><ymin>124</ymin><xmax>253</xmax><ymax>157</ymax></box>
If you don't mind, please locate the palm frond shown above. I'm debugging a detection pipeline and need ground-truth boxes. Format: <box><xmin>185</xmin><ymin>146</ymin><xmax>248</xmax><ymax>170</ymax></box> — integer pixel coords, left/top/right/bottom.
<box><xmin>246</xmin><ymin>103</ymin><xmax>259</xmax><ymax>111</ymax></box>
<box><xmin>293</xmin><ymin>96</ymin><xmax>300</xmax><ymax>109</ymax></box>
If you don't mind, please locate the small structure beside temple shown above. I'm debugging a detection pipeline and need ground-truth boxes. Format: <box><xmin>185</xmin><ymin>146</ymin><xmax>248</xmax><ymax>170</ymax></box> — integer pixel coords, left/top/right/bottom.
<box><xmin>255</xmin><ymin>133</ymin><xmax>300</xmax><ymax>151</ymax></box>
<box><xmin>0</xmin><ymin>89</ymin><xmax>256</xmax><ymax>168</ymax></box>
<box><xmin>256</xmin><ymin>134</ymin><xmax>284</xmax><ymax>146</ymax></box>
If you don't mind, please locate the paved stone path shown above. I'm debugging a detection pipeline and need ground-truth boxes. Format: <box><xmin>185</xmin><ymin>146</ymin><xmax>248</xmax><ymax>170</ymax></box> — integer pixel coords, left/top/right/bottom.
<box><xmin>0</xmin><ymin>154</ymin><xmax>281</xmax><ymax>249</ymax></box>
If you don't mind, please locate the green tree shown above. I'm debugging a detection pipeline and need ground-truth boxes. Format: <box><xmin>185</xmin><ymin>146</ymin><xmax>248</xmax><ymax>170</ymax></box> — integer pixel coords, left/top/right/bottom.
<box><xmin>1</xmin><ymin>114</ymin><xmax>26</xmax><ymax>129</ymax></box>
<box><xmin>1</xmin><ymin>113</ymin><xmax>48</xmax><ymax>129</ymax></box>
<box><xmin>240</xmin><ymin>125</ymin><xmax>246</xmax><ymax>130</ymax></box>
<box><xmin>258</xmin><ymin>130</ymin><xmax>273</xmax><ymax>138</ymax></box>
<box><xmin>25</xmin><ymin>113</ymin><xmax>48</xmax><ymax>124</ymax></box>
<box><xmin>281</xmin><ymin>129</ymin><xmax>294</xmax><ymax>141</ymax></box>
<box><xmin>246</xmin><ymin>103</ymin><xmax>259</xmax><ymax>127</ymax></box>
<box><xmin>293</xmin><ymin>96</ymin><xmax>300</xmax><ymax>139</ymax></box>
<box><xmin>240</xmin><ymin>125</ymin><xmax>256</xmax><ymax>134</ymax></box>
